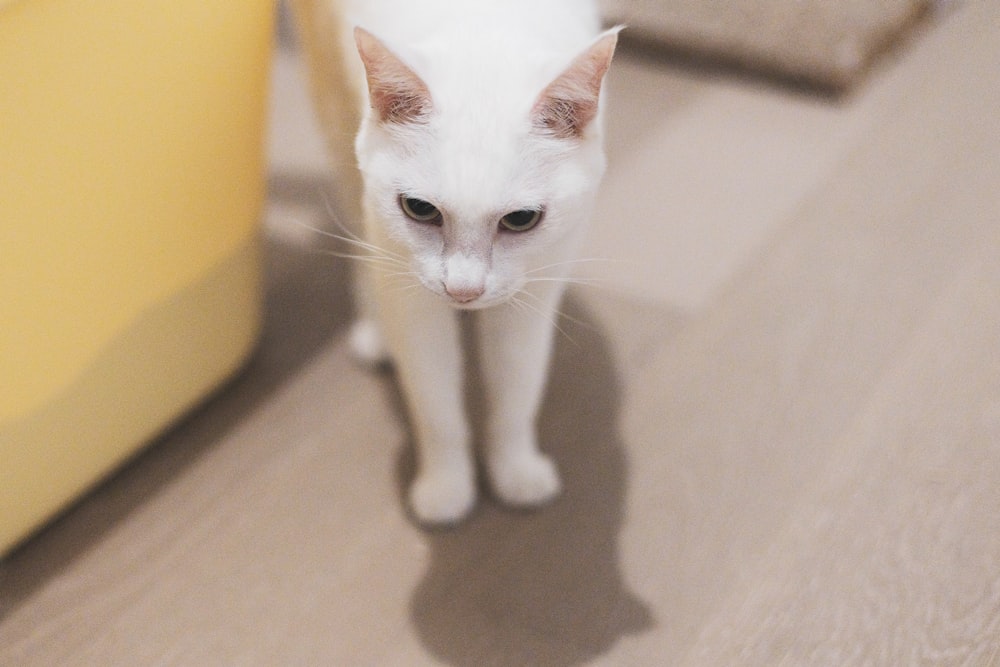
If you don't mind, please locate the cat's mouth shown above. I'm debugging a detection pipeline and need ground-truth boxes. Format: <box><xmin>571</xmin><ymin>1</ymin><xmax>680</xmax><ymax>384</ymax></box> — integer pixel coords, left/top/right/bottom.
<box><xmin>420</xmin><ymin>276</ymin><xmax>513</xmax><ymax>310</ymax></box>
<box><xmin>437</xmin><ymin>279</ymin><xmax>497</xmax><ymax>310</ymax></box>
<box><xmin>444</xmin><ymin>294</ymin><xmax>498</xmax><ymax>311</ymax></box>
<box><xmin>437</xmin><ymin>288</ymin><xmax>510</xmax><ymax>311</ymax></box>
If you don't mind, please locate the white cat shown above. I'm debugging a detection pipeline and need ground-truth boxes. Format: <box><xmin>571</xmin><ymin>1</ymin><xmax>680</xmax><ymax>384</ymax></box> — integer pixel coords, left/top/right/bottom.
<box><xmin>290</xmin><ymin>0</ymin><xmax>619</xmax><ymax>524</ymax></box>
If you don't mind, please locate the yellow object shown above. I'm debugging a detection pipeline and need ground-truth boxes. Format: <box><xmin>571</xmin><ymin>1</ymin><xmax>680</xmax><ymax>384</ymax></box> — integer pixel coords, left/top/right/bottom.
<box><xmin>0</xmin><ymin>0</ymin><xmax>273</xmax><ymax>554</ymax></box>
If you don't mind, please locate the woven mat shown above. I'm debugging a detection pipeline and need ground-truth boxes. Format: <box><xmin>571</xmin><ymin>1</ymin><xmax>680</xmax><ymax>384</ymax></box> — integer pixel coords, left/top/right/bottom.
<box><xmin>603</xmin><ymin>0</ymin><xmax>931</xmax><ymax>90</ymax></box>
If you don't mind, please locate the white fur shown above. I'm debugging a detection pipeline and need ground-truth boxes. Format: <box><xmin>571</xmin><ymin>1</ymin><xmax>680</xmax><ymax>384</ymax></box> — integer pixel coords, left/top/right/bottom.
<box><xmin>330</xmin><ymin>0</ymin><xmax>616</xmax><ymax>523</ymax></box>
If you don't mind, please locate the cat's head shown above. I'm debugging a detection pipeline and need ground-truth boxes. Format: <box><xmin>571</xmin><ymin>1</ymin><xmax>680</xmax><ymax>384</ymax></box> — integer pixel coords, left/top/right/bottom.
<box><xmin>354</xmin><ymin>26</ymin><xmax>619</xmax><ymax>309</ymax></box>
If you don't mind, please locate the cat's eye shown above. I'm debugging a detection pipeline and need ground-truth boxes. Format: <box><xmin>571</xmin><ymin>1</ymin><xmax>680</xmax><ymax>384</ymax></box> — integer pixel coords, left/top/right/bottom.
<box><xmin>499</xmin><ymin>209</ymin><xmax>543</xmax><ymax>232</ymax></box>
<box><xmin>400</xmin><ymin>196</ymin><xmax>442</xmax><ymax>224</ymax></box>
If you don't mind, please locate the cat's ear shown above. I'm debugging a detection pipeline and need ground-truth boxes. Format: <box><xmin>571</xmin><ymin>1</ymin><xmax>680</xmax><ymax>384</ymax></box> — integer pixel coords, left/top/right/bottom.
<box><xmin>532</xmin><ymin>27</ymin><xmax>621</xmax><ymax>140</ymax></box>
<box><xmin>354</xmin><ymin>27</ymin><xmax>432</xmax><ymax>125</ymax></box>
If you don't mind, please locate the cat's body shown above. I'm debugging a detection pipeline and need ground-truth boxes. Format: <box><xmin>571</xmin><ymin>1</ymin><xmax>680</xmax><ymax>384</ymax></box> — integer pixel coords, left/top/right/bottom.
<box><xmin>290</xmin><ymin>0</ymin><xmax>618</xmax><ymax>523</ymax></box>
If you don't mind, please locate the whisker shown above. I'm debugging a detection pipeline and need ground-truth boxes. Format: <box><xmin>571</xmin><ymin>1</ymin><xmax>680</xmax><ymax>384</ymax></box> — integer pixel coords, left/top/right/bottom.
<box><xmin>328</xmin><ymin>232</ymin><xmax>410</xmax><ymax>264</ymax></box>
<box><xmin>389</xmin><ymin>280</ymin><xmax>426</xmax><ymax>296</ymax></box>
<box><xmin>314</xmin><ymin>248</ymin><xmax>411</xmax><ymax>273</ymax></box>
<box><xmin>524</xmin><ymin>276</ymin><xmax>607</xmax><ymax>288</ymax></box>
<box><xmin>509</xmin><ymin>292</ymin><xmax>581</xmax><ymax>349</ymax></box>
<box><xmin>320</xmin><ymin>186</ymin><xmax>351</xmax><ymax>228</ymax></box>
<box><xmin>320</xmin><ymin>203</ymin><xmax>412</xmax><ymax>263</ymax></box>
<box><xmin>514</xmin><ymin>287</ymin><xmax>595</xmax><ymax>337</ymax></box>
<box><xmin>522</xmin><ymin>257</ymin><xmax>621</xmax><ymax>297</ymax></box>
<box><xmin>524</xmin><ymin>256</ymin><xmax>619</xmax><ymax>277</ymax></box>
<box><xmin>280</xmin><ymin>214</ymin><xmax>345</xmax><ymax>242</ymax></box>
<box><xmin>280</xmin><ymin>209</ymin><xmax>411</xmax><ymax>266</ymax></box>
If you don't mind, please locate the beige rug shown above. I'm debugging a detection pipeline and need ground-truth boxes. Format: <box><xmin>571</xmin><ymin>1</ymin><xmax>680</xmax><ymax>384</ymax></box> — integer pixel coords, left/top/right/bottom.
<box><xmin>603</xmin><ymin>0</ymin><xmax>932</xmax><ymax>90</ymax></box>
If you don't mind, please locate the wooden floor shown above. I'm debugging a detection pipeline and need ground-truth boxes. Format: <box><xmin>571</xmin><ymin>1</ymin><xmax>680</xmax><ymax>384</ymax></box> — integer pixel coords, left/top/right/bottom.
<box><xmin>3</xmin><ymin>2</ymin><xmax>1000</xmax><ymax>664</ymax></box>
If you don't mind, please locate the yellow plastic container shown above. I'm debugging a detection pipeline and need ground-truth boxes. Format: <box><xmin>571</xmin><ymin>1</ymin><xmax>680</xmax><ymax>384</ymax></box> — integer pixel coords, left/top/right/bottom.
<box><xmin>0</xmin><ymin>0</ymin><xmax>273</xmax><ymax>554</ymax></box>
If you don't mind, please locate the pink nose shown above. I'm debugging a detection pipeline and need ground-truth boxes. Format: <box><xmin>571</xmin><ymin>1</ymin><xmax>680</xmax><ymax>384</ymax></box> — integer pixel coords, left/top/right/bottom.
<box><xmin>445</xmin><ymin>283</ymin><xmax>485</xmax><ymax>303</ymax></box>
<box><xmin>443</xmin><ymin>253</ymin><xmax>486</xmax><ymax>303</ymax></box>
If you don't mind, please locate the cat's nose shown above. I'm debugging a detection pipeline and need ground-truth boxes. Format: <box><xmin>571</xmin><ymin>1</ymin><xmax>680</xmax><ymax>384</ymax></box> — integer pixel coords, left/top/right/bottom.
<box><xmin>444</xmin><ymin>282</ymin><xmax>485</xmax><ymax>303</ymax></box>
<box><xmin>443</xmin><ymin>253</ymin><xmax>486</xmax><ymax>303</ymax></box>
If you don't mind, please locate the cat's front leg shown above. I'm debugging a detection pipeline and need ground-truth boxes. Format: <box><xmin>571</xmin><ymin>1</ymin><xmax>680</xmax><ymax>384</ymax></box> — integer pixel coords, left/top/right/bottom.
<box><xmin>347</xmin><ymin>262</ymin><xmax>392</xmax><ymax>368</ymax></box>
<box><xmin>478</xmin><ymin>281</ymin><xmax>565</xmax><ymax>508</ymax></box>
<box><xmin>377</xmin><ymin>280</ymin><xmax>476</xmax><ymax>524</ymax></box>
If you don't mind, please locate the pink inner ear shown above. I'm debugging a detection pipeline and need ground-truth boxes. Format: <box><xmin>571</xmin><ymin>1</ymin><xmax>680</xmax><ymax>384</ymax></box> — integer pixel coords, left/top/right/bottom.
<box><xmin>534</xmin><ymin>94</ymin><xmax>598</xmax><ymax>140</ymax></box>
<box><xmin>355</xmin><ymin>27</ymin><xmax>432</xmax><ymax>125</ymax></box>
<box><xmin>371</xmin><ymin>88</ymin><xmax>430</xmax><ymax>125</ymax></box>
<box><xmin>532</xmin><ymin>30</ymin><xmax>620</xmax><ymax>139</ymax></box>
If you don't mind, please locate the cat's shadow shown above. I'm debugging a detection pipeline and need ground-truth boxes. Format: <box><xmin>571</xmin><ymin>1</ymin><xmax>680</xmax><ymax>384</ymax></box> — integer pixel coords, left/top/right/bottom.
<box><xmin>393</xmin><ymin>294</ymin><xmax>653</xmax><ymax>666</ymax></box>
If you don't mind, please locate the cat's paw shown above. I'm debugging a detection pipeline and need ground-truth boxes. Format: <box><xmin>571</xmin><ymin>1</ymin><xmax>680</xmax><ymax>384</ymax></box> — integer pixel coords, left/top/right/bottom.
<box><xmin>409</xmin><ymin>467</ymin><xmax>477</xmax><ymax>525</ymax></box>
<box><xmin>348</xmin><ymin>318</ymin><xmax>391</xmax><ymax>368</ymax></box>
<box><xmin>488</xmin><ymin>449</ymin><xmax>561</xmax><ymax>508</ymax></box>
